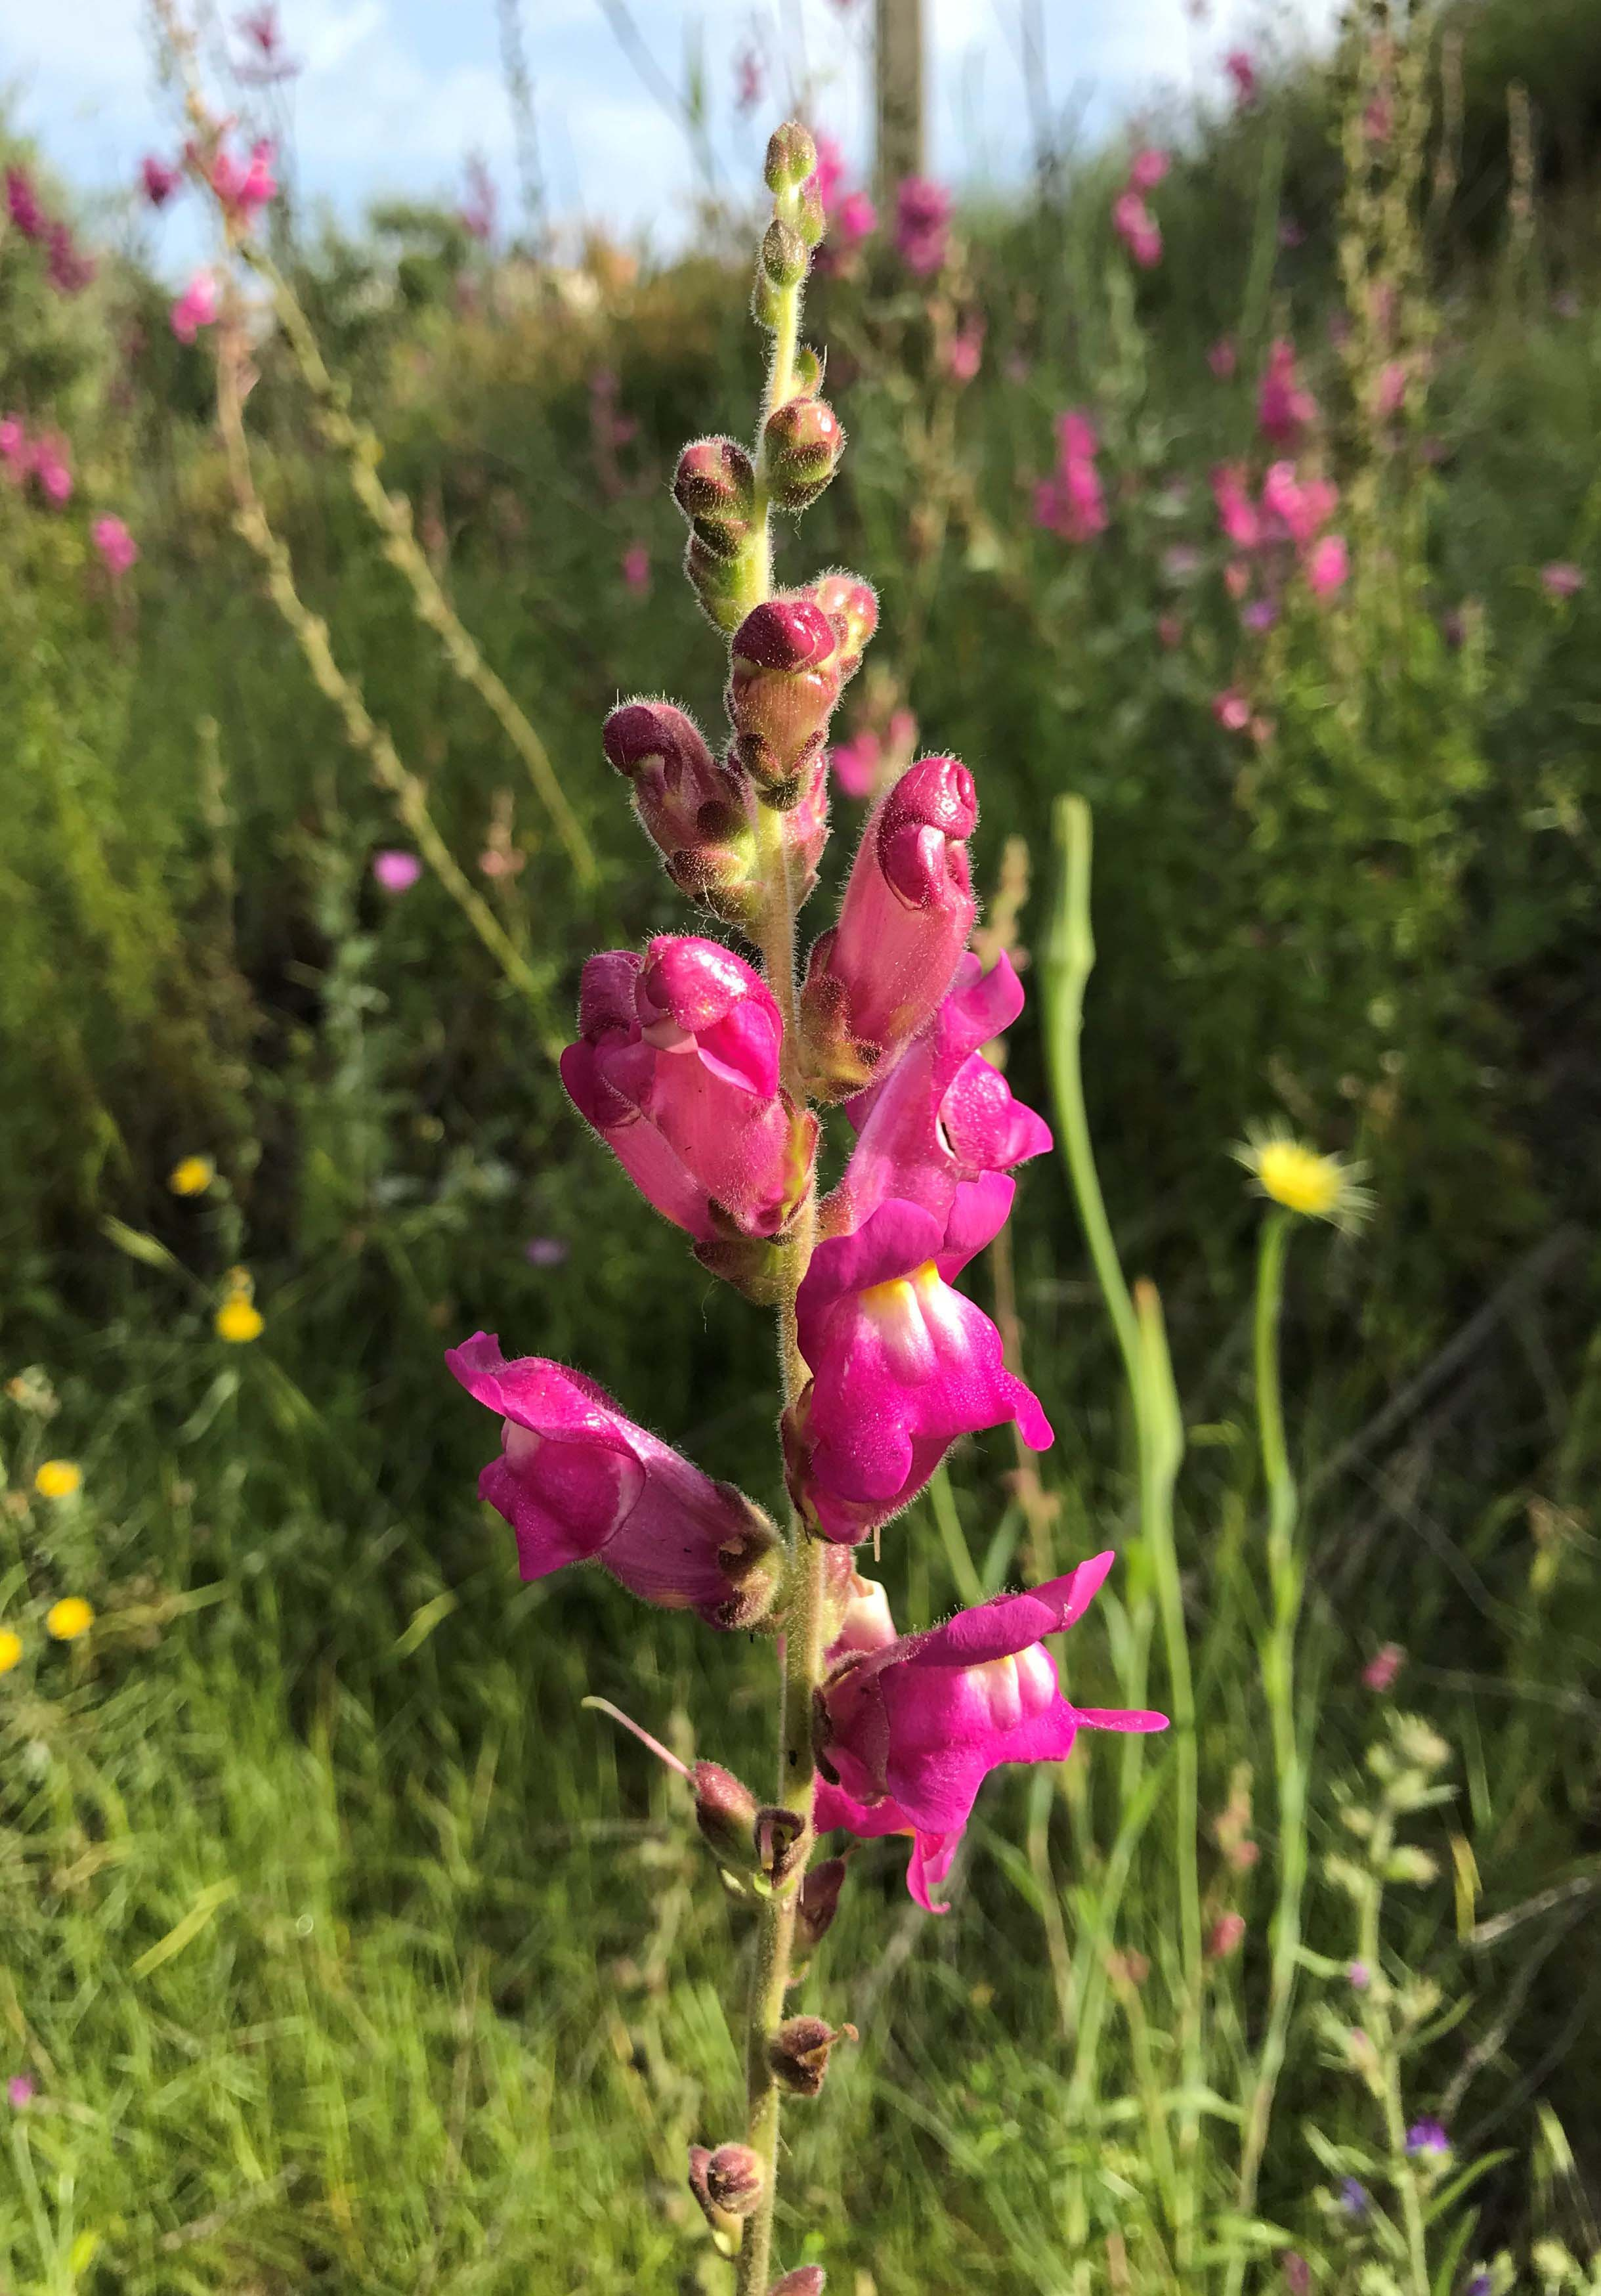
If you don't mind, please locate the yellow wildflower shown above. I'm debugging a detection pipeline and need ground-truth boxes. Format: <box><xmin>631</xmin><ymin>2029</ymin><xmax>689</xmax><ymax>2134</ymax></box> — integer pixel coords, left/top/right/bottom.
<box><xmin>215</xmin><ymin>1269</ymin><xmax>265</xmax><ymax>1344</ymax></box>
<box><xmin>169</xmin><ymin>1155</ymin><xmax>216</xmax><ymax>1197</ymax></box>
<box><xmin>0</xmin><ymin>1628</ymin><xmax>22</xmax><ymax>1674</ymax></box>
<box><xmin>46</xmin><ymin>1597</ymin><xmax>95</xmax><ymax>1642</ymax></box>
<box><xmin>216</xmin><ymin>1297</ymin><xmax>265</xmax><ymax>1343</ymax></box>
<box><xmin>1233</xmin><ymin>1123</ymin><xmax>1371</xmax><ymax>1232</ymax></box>
<box><xmin>33</xmin><ymin>1459</ymin><xmax>83</xmax><ymax>1500</ymax></box>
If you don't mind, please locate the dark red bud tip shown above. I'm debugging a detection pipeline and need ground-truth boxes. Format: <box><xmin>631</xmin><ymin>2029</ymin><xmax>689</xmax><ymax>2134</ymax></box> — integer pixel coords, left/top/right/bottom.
<box><xmin>733</xmin><ymin>597</ymin><xmax>838</xmax><ymax>672</ymax></box>
<box><xmin>882</xmin><ymin>755</ymin><xmax>978</xmax><ymax>841</ymax></box>
<box><xmin>769</xmin><ymin>2274</ymin><xmax>826</xmax><ymax>2296</ymax></box>
<box><xmin>601</xmin><ymin>699</ymin><xmax>713</xmax><ymax>782</ymax></box>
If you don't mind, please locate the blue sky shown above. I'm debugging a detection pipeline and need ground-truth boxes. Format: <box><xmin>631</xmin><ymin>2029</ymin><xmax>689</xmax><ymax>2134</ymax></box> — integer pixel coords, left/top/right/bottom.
<box><xmin>0</xmin><ymin>0</ymin><xmax>1334</xmax><ymax>267</ymax></box>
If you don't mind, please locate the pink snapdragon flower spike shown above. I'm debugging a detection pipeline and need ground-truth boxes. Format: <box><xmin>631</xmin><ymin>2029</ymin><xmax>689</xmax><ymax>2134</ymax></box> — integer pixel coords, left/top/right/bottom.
<box><xmin>6</xmin><ymin>166</ymin><xmax>45</xmax><ymax>241</ymax></box>
<box><xmin>1128</xmin><ymin>145</ymin><xmax>1170</xmax><ymax>193</ymax></box>
<box><xmin>813</xmin><ymin>1557</ymin><xmax>1168</xmax><ymax>1906</ymax></box>
<box><xmin>1260</xmin><ymin>461</ymin><xmax>1337</xmax><ymax>550</ymax></box>
<box><xmin>895</xmin><ymin>177</ymin><xmax>952</xmax><ymax>276</ymax></box>
<box><xmin>1112</xmin><ymin>189</ymin><xmax>1162</xmax><ymax>268</ymax></box>
<box><xmin>561</xmin><ymin>940</ymin><xmax>815</xmax><ymax>1246</ymax></box>
<box><xmin>1305</xmin><ymin>532</ymin><xmax>1349</xmax><ymax>597</ymax></box>
<box><xmin>829</xmin><ymin>730</ymin><xmax>882</xmax><ymax>800</ymax></box>
<box><xmin>799</xmin><ymin>756</ymin><xmax>977</xmax><ymax>1098</ymax></box>
<box><xmin>446</xmin><ymin>1333</ymin><xmax>780</xmax><ymax>1628</ymax></box>
<box><xmin>92</xmin><ymin>515</ymin><xmax>139</xmax><ymax>579</ymax></box>
<box><xmin>834</xmin><ymin>188</ymin><xmax>876</xmax><ymax>251</ymax></box>
<box><xmin>783</xmin><ymin>1196</ymin><xmax>1051</xmax><ymax>1542</ymax></box>
<box><xmin>1225</xmin><ymin>48</ymin><xmax>1258</xmax><ymax>105</ymax></box>
<box><xmin>209</xmin><ymin>137</ymin><xmax>276</xmax><ymax>229</ymax></box>
<box><xmin>31</xmin><ymin>436</ymin><xmax>72</xmax><ymax>506</ymax></box>
<box><xmin>171</xmin><ymin>270</ymin><xmax>219</xmax><ymax>343</ymax></box>
<box><xmin>1212</xmin><ymin>463</ymin><xmax>1260</xmax><ymax>551</ymax></box>
<box><xmin>1258</xmin><ymin>339</ymin><xmax>1317</xmax><ymax>446</ymax></box>
<box><xmin>831</xmin><ymin>952</ymin><xmax>1052</xmax><ymax>1234</ymax></box>
<box><xmin>1036</xmin><ymin>410</ymin><xmax>1107</xmax><ymax>544</ymax></box>
<box><xmin>602</xmin><ymin>699</ymin><xmax>758</xmax><ymax>922</ymax></box>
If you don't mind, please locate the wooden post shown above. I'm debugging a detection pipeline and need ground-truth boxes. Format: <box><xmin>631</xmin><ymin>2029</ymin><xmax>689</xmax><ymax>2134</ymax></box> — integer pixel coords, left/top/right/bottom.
<box><xmin>875</xmin><ymin>0</ymin><xmax>925</xmax><ymax>202</ymax></box>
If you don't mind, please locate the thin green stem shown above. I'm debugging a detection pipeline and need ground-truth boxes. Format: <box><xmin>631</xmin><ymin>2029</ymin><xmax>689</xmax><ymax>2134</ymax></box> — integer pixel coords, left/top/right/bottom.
<box><xmin>1358</xmin><ymin>1821</ymin><xmax>1432</xmax><ymax>2296</ymax></box>
<box><xmin>1042</xmin><ymin>796</ymin><xmax>1201</xmax><ymax>2260</ymax></box>
<box><xmin>1229</xmin><ymin>1208</ymin><xmax>1308</xmax><ymax>2293</ymax></box>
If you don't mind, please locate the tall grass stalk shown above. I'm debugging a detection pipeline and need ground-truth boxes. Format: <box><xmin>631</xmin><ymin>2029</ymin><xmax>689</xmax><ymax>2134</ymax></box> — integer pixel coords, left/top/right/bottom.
<box><xmin>1042</xmin><ymin>793</ymin><xmax>1201</xmax><ymax>2261</ymax></box>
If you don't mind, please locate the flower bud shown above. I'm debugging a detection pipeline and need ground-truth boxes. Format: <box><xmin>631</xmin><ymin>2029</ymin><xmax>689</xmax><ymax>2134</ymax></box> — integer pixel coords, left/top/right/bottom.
<box><xmin>1206</xmin><ymin>1911</ymin><xmax>1247</xmax><ymax>1960</ymax></box>
<box><xmin>761</xmin><ymin>218</ymin><xmax>809</xmax><ymax>290</ymax></box>
<box><xmin>602</xmin><ymin>699</ymin><xmax>759</xmax><ymax>923</ymax></box>
<box><xmin>808</xmin><ymin>573</ymin><xmax>878</xmax><ymax>678</ymax></box>
<box><xmin>799</xmin><ymin>756</ymin><xmax>977</xmax><ymax>1098</ymax></box>
<box><xmin>693</xmin><ymin>1760</ymin><xmax>759</xmax><ymax>1869</ymax></box>
<box><xmin>796</xmin><ymin>1857</ymin><xmax>847</xmax><ymax>1949</ymax></box>
<box><xmin>763</xmin><ymin>397</ymin><xmax>844</xmax><ymax>513</ymax></box>
<box><xmin>754</xmin><ymin>1805</ymin><xmax>807</xmax><ymax>1889</ymax></box>
<box><xmin>764</xmin><ymin>121</ymin><xmax>817</xmax><ymax>192</ymax></box>
<box><xmin>702</xmin><ymin>2141</ymin><xmax>766</xmax><ymax>2217</ymax></box>
<box><xmin>782</xmin><ymin>758</ymin><xmax>830</xmax><ymax>909</ymax></box>
<box><xmin>674</xmin><ymin>436</ymin><xmax>756</xmax><ymax>562</ymax></box>
<box><xmin>727</xmin><ymin>598</ymin><xmax>843</xmax><ymax>805</ymax></box>
<box><xmin>769</xmin><ymin>2274</ymin><xmax>826</xmax><ymax>2296</ymax></box>
<box><xmin>768</xmin><ymin>2015</ymin><xmax>856</xmax><ymax>2098</ymax></box>
<box><xmin>794</xmin><ymin>346</ymin><xmax>824</xmax><ymax>395</ymax></box>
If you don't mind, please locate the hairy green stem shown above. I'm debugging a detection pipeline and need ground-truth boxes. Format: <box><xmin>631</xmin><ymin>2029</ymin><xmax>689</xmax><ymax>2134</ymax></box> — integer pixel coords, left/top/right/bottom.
<box><xmin>1229</xmin><ymin>1208</ymin><xmax>1308</xmax><ymax>2291</ymax></box>
<box><xmin>733</xmin><ymin>215</ymin><xmax>821</xmax><ymax>2296</ymax></box>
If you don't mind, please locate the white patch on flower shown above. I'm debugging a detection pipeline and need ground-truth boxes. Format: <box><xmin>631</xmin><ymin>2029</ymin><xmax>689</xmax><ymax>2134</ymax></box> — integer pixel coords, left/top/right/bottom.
<box><xmin>857</xmin><ymin>1260</ymin><xmax>964</xmax><ymax>1383</ymax></box>
<box><xmin>968</xmin><ymin>1641</ymin><xmax>1056</xmax><ymax>1731</ymax></box>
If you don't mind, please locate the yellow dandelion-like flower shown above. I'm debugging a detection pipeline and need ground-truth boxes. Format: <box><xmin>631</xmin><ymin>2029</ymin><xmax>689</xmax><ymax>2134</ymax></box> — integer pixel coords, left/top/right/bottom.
<box><xmin>169</xmin><ymin>1155</ymin><xmax>216</xmax><ymax>1197</ymax></box>
<box><xmin>215</xmin><ymin>1295</ymin><xmax>265</xmax><ymax>1345</ymax></box>
<box><xmin>1232</xmin><ymin>1123</ymin><xmax>1372</xmax><ymax>1231</ymax></box>
<box><xmin>32</xmin><ymin>1459</ymin><xmax>83</xmax><ymax>1501</ymax></box>
<box><xmin>0</xmin><ymin>1628</ymin><xmax>22</xmax><ymax>1674</ymax></box>
<box><xmin>46</xmin><ymin>1597</ymin><xmax>95</xmax><ymax>1643</ymax></box>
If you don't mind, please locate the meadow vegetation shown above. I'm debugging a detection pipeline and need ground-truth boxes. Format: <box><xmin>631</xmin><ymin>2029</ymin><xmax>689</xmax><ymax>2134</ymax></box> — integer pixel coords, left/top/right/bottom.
<box><xmin>1</xmin><ymin>1</ymin><xmax>1600</xmax><ymax>2288</ymax></box>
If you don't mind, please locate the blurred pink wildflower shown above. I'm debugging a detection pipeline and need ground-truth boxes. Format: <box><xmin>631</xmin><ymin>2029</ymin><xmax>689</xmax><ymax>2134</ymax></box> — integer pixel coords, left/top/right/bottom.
<box><xmin>1305</xmin><ymin>532</ymin><xmax>1349</xmax><ymax>596</ymax></box>
<box><xmin>93</xmin><ymin>515</ymin><xmax>139</xmax><ymax>578</ymax></box>
<box><xmin>895</xmin><ymin>177</ymin><xmax>952</xmax><ymax>276</ymax></box>
<box><xmin>1208</xmin><ymin>336</ymin><xmax>1238</xmax><ymax>379</ymax></box>
<box><xmin>1258</xmin><ymin>339</ymin><xmax>1317</xmax><ymax>446</ymax></box>
<box><xmin>622</xmin><ymin>542</ymin><xmax>651</xmax><ymax>595</ymax></box>
<box><xmin>141</xmin><ymin>154</ymin><xmax>182</xmax><ymax>207</ymax></box>
<box><xmin>373</xmin><ymin>850</ymin><xmax>422</xmax><ymax>894</ymax></box>
<box><xmin>170</xmin><ymin>271</ymin><xmax>218</xmax><ymax>343</ymax></box>
<box><xmin>1541</xmin><ymin>561</ymin><xmax>1585</xmax><ymax>599</ymax></box>
<box><xmin>1224</xmin><ymin>49</ymin><xmax>1258</xmax><ymax>104</ymax></box>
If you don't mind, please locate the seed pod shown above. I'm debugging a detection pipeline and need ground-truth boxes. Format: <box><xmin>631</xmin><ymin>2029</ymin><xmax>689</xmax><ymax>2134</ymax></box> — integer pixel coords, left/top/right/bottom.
<box><xmin>754</xmin><ymin>1806</ymin><xmax>807</xmax><ymax>1890</ymax></box>
<box><xmin>796</xmin><ymin>1857</ymin><xmax>847</xmax><ymax>1949</ymax></box>
<box><xmin>693</xmin><ymin>1761</ymin><xmax>759</xmax><ymax>1869</ymax></box>
<box><xmin>700</xmin><ymin>2141</ymin><xmax>765</xmax><ymax>2217</ymax></box>
<box><xmin>768</xmin><ymin>2015</ymin><xmax>856</xmax><ymax>2098</ymax></box>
